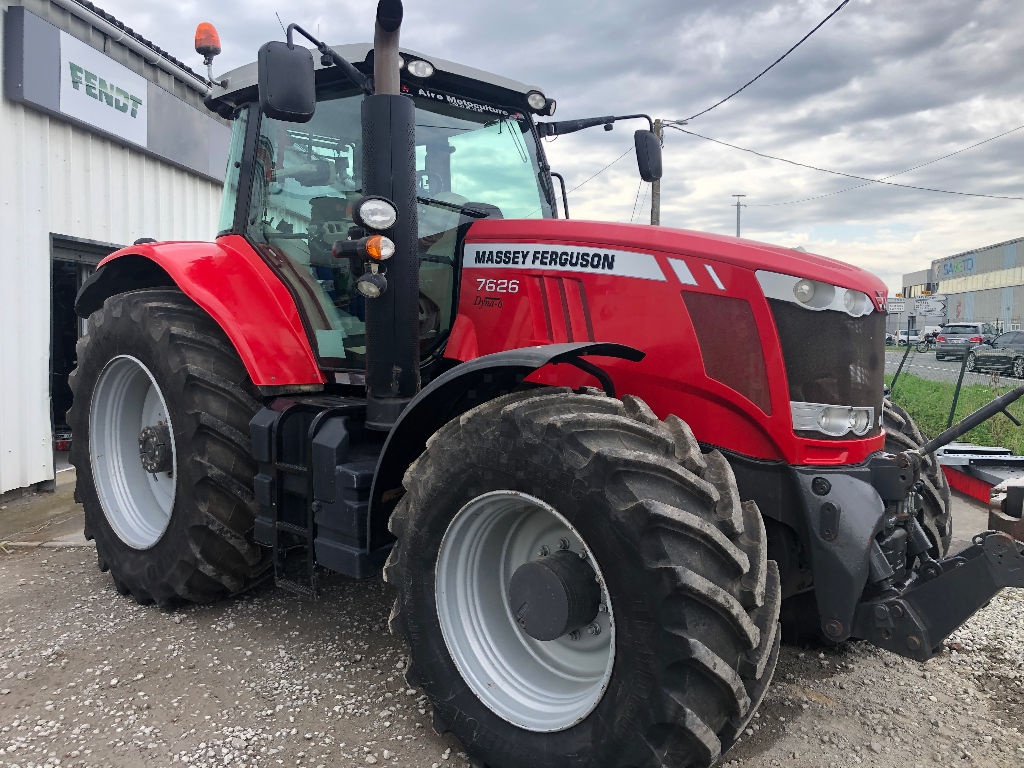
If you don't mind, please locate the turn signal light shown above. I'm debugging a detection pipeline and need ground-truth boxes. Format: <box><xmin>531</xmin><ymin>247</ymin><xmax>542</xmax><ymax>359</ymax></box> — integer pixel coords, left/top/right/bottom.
<box><xmin>194</xmin><ymin>23</ymin><xmax>222</xmax><ymax>58</ymax></box>
<box><xmin>332</xmin><ymin>235</ymin><xmax>395</xmax><ymax>261</ymax></box>
<box><xmin>365</xmin><ymin>235</ymin><xmax>395</xmax><ymax>261</ymax></box>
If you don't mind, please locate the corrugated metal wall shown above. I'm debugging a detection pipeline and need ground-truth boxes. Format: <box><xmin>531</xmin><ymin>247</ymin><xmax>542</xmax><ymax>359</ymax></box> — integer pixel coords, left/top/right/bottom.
<box><xmin>1</xmin><ymin>5</ymin><xmax>223</xmax><ymax>493</ymax></box>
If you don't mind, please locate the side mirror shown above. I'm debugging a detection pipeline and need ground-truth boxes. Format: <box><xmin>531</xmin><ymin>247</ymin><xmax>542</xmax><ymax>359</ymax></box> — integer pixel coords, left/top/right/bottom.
<box><xmin>634</xmin><ymin>130</ymin><xmax>662</xmax><ymax>183</ymax></box>
<box><xmin>257</xmin><ymin>41</ymin><xmax>316</xmax><ymax>122</ymax></box>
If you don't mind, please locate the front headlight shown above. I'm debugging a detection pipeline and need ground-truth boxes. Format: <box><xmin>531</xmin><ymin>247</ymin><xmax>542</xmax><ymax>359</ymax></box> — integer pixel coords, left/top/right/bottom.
<box><xmin>759</xmin><ymin>271</ymin><xmax>875</xmax><ymax>317</ymax></box>
<box><xmin>792</xmin><ymin>402</ymin><xmax>875</xmax><ymax>437</ymax></box>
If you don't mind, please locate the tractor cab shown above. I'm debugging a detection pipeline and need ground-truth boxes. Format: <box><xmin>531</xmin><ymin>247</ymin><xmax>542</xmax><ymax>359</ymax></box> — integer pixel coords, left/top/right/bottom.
<box><xmin>207</xmin><ymin>45</ymin><xmax>557</xmax><ymax>373</ymax></box>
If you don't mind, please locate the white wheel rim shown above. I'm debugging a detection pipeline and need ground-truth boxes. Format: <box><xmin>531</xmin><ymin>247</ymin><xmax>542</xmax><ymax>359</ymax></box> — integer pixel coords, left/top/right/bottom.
<box><xmin>435</xmin><ymin>491</ymin><xmax>614</xmax><ymax>732</ymax></box>
<box><xmin>89</xmin><ymin>355</ymin><xmax>177</xmax><ymax>549</ymax></box>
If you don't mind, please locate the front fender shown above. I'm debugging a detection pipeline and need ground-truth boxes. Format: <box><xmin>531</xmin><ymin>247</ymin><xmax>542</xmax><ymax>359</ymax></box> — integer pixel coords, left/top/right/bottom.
<box><xmin>76</xmin><ymin>234</ymin><xmax>325</xmax><ymax>389</ymax></box>
<box><xmin>366</xmin><ymin>342</ymin><xmax>644</xmax><ymax>550</ymax></box>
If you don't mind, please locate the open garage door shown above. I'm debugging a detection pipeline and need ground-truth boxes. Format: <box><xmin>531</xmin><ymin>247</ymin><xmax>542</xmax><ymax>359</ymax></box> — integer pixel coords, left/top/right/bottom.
<box><xmin>51</xmin><ymin>236</ymin><xmax>119</xmax><ymax>468</ymax></box>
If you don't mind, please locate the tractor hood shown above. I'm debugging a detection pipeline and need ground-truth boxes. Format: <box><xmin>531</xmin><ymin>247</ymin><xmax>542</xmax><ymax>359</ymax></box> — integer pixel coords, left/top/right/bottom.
<box><xmin>464</xmin><ymin>218</ymin><xmax>888</xmax><ymax>303</ymax></box>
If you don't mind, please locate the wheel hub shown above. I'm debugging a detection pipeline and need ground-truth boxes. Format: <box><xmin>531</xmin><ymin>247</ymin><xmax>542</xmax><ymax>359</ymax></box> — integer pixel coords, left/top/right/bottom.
<box><xmin>508</xmin><ymin>550</ymin><xmax>600</xmax><ymax>641</ymax></box>
<box><xmin>138</xmin><ymin>423</ymin><xmax>173</xmax><ymax>474</ymax></box>
<box><xmin>435</xmin><ymin>490</ymin><xmax>615</xmax><ymax>732</ymax></box>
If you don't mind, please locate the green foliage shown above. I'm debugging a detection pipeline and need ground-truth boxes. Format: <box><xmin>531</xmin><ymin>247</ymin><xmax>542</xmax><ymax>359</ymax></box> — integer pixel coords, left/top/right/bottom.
<box><xmin>885</xmin><ymin>372</ymin><xmax>1024</xmax><ymax>453</ymax></box>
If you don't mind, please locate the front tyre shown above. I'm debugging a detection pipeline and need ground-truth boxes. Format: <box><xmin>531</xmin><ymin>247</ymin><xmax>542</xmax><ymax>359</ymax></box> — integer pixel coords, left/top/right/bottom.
<box><xmin>385</xmin><ymin>390</ymin><xmax>781</xmax><ymax>768</ymax></box>
<box><xmin>68</xmin><ymin>289</ymin><xmax>269</xmax><ymax>605</ymax></box>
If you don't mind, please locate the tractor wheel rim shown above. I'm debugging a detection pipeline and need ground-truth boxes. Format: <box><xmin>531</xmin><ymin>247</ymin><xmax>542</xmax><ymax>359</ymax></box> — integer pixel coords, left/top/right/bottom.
<box><xmin>435</xmin><ymin>490</ymin><xmax>615</xmax><ymax>732</ymax></box>
<box><xmin>89</xmin><ymin>355</ymin><xmax>177</xmax><ymax>549</ymax></box>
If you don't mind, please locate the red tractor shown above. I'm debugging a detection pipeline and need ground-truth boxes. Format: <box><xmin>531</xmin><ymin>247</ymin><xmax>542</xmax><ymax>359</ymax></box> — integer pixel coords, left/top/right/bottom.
<box><xmin>68</xmin><ymin>2</ymin><xmax>1024</xmax><ymax>766</ymax></box>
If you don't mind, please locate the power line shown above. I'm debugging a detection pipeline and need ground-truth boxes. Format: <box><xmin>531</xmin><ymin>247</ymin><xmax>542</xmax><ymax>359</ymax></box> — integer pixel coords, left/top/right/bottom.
<box><xmin>685</xmin><ymin>0</ymin><xmax>850</xmax><ymax>122</ymax></box>
<box><xmin>751</xmin><ymin>124</ymin><xmax>1024</xmax><ymax>206</ymax></box>
<box><xmin>567</xmin><ymin>145</ymin><xmax>635</xmax><ymax>194</ymax></box>
<box><xmin>629</xmin><ymin>179</ymin><xmax>644</xmax><ymax>222</ymax></box>
<box><xmin>664</xmin><ymin>124</ymin><xmax>1024</xmax><ymax>201</ymax></box>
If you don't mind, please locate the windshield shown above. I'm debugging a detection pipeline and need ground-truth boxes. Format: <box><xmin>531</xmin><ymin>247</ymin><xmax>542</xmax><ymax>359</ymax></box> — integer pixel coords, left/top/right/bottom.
<box><xmin>242</xmin><ymin>83</ymin><xmax>551</xmax><ymax>370</ymax></box>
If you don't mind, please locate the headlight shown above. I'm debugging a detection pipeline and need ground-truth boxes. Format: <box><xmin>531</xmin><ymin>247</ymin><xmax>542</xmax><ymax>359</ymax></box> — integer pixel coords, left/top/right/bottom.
<box><xmin>355</xmin><ymin>197</ymin><xmax>398</xmax><ymax>231</ymax></box>
<box><xmin>526</xmin><ymin>90</ymin><xmax>548</xmax><ymax>111</ymax></box>
<box><xmin>759</xmin><ymin>271</ymin><xmax>875</xmax><ymax>317</ymax></box>
<box><xmin>406</xmin><ymin>59</ymin><xmax>434</xmax><ymax>78</ymax></box>
<box><xmin>792</xmin><ymin>402</ymin><xmax>875</xmax><ymax>437</ymax></box>
<box><xmin>356</xmin><ymin>270</ymin><xmax>388</xmax><ymax>298</ymax></box>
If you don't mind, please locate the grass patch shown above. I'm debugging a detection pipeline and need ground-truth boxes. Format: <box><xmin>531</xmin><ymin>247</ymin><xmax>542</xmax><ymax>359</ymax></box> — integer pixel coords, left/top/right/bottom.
<box><xmin>886</xmin><ymin>372</ymin><xmax>1024</xmax><ymax>453</ymax></box>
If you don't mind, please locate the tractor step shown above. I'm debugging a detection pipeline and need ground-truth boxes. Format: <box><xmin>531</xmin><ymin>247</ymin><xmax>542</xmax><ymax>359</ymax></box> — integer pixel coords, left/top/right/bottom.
<box><xmin>250</xmin><ymin>395</ymin><xmax>387</xmax><ymax>591</ymax></box>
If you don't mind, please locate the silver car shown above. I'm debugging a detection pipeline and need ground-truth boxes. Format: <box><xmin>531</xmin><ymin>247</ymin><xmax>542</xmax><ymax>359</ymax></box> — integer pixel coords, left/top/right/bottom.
<box><xmin>934</xmin><ymin>322</ymin><xmax>997</xmax><ymax>360</ymax></box>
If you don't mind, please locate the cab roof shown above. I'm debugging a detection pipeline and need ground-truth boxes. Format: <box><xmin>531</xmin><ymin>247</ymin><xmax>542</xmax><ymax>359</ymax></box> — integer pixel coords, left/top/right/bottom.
<box><xmin>206</xmin><ymin>43</ymin><xmax>546</xmax><ymax>116</ymax></box>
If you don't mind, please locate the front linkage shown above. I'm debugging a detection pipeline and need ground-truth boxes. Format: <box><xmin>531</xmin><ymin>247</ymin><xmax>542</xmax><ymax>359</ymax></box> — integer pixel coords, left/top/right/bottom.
<box><xmin>821</xmin><ymin>387</ymin><xmax>1024</xmax><ymax>660</ymax></box>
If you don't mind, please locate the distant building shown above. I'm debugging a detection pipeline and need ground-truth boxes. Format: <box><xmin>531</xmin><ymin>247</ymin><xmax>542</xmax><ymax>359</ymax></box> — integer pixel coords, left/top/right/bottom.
<box><xmin>934</xmin><ymin>237</ymin><xmax>1024</xmax><ymax>331</ymax></box>
<box><xmin>895</xmin><ymin>237</ymin><xmax>1024</xmax><ymax>336</ymax></box>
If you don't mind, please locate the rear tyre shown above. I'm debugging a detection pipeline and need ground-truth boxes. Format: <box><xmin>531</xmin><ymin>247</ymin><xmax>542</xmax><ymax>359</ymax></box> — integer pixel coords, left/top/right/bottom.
<box><xmin>68</xmin><ymin>289</ymin><xmax>269</xmax><ymax>605</ymax></box>
<box><xmin>385</xmin><ymin>389</ymin><xmax>780</xmax><ymax>768</ymax></box>
<box><xmin>882</xmin><ymin>399</ymin><xmax>952</xmax><ymax>557</ymax></box>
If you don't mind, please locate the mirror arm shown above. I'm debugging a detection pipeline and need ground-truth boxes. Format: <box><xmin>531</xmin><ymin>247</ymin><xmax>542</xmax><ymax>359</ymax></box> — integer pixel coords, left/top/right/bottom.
<box><xmin>286</xmin><ymin>23</ymin><xmax>373</xmax><ymax>95</ymax></box>
<box><xmin>614</xmin><ymin>113</ymin><xmax>655</xmax><ymax>132</ymax></box>
<box><xmin>537</xmin><ymin>113</ymin><xmax>654</xmax><ymax>137</ymax></box>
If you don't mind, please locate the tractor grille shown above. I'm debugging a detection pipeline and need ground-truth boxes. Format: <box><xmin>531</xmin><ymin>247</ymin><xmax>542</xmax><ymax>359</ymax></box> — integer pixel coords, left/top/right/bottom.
<box><xmin>768</xmin><ymin>299</ymin><xmax>885</xmax><ymax>438</ymax></box>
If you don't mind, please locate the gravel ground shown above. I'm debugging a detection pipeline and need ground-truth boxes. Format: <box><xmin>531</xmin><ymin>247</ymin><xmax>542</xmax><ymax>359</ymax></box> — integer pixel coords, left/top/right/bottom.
<box><xmin>0</xmin><ymin>544</ymin><xmax>1022</xmax><ymax>768</ymax></box>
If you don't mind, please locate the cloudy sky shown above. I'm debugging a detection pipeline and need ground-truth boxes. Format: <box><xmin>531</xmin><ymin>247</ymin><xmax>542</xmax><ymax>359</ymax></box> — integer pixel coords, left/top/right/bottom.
<box><xmin>93</xmin><ymin>0</ymin><xmax>1024</xmax><ymax>295</ymax></box>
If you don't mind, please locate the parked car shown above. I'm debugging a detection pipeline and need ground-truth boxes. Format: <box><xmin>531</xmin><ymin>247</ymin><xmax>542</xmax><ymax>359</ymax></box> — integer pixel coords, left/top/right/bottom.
<box><xmin>896</xmin><ymin>329</ymin><xmax>921</xmax><ymax>346</ymax></box>
<box><xmin>934</xmin><ymin>322</ymin><xmax>998</xmax><ymax>360</ymax></box>
<box><xmin>966</xmin><ymin>331</ymin><xmax>1024</xmax><ymax>376</ymax></box>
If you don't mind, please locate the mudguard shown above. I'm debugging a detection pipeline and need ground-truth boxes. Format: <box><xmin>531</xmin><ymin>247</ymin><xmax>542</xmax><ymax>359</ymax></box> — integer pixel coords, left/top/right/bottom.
<box><xmin>75</xmin><ymin>235</ymin><xmax>325</xmax><ymax>389</ymax></box>
<box><xmin>366</xmin><ymin>342</ymin><xmax>644</xmax><ymax>550</ymax></box>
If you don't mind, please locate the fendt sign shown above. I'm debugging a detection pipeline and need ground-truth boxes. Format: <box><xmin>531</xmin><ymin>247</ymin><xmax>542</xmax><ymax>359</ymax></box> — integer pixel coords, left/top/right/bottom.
<box><xmin>67</xmin><ymin>63</ymin><xmax>144</xmax><ymax>118</ymax></box>
<box><xmin>3</xmin><ymin>6</ymin><xmax>229</xmax><ymax>182</ymax></box>
<box><xmin>59</xmin><ymin>32</ymin><xmax>148</xmax><ymax>147</ymax></box>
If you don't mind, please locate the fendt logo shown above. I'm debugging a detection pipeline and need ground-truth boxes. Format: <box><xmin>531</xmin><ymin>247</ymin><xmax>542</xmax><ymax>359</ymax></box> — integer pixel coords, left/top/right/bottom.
<box><xmin>67</xmin><ymin>62</ymin><xmax>143</xmax><ymax>117</ymax></box>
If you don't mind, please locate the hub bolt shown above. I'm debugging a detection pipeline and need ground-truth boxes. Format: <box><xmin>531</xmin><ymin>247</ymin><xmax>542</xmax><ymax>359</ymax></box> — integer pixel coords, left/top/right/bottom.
<box><xmin>587</xmin><ymin>623</ymin><xmax>601</xmax><ymax>636</ymax></box>
<box><xmin>538</xmin><ymin>545</ymin><xmax>550</xmax><ymax>557</ymax></box>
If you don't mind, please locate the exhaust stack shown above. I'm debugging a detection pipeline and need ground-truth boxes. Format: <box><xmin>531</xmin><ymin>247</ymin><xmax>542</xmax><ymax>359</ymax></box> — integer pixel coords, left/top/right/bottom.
<box><xmin>361</xmin><ymin>0</ymin><xmax>420</xmax><ymax>430</ymax></box>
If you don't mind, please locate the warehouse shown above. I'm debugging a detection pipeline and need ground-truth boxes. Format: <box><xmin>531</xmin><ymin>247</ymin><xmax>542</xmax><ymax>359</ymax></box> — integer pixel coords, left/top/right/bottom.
<box><xmin>1</xmin><ymin>0</ymin><xmax>228</xmax><ymax>494</ymax></box>
<box><xmin>934</xmin><ymin>237</ymin><xmax>1024</xmax><ymax>331</ymax></box>
<box><xmin>893</xmin><ymin>237</ymin><xmax>1024</xmax><ymax>339</ymax></box>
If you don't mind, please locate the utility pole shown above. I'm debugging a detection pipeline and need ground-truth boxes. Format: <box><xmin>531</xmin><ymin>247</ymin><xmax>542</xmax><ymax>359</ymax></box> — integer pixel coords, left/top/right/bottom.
<box><xmin>650</xmin><ymin>118</ymin><xmax>662</xmax><ymax>225</ymax></box>
<box><xmin>733</xmin><ymin>194</ymin><xmax>746</xmax><ymax>237</ymax></box>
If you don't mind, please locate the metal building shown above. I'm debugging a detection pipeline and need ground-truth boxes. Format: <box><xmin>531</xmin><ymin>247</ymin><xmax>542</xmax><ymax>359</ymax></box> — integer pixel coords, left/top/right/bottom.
<box><xmin>1</xmin><ymin>0</ymin><xmax>229</xmax><ymax>494</ymax></box>
<box><xmin>934</xmin><ymin>237</ymin><xmax>1024</xmax><ymax>331</ymax></box>
<box><xmin>894</xmin><ymin>237</ymin><xmax>1024</xmax><ymax>338</ymax></box>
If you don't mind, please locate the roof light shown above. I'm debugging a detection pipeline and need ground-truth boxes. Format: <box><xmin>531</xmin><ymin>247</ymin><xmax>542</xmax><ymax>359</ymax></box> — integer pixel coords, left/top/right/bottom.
<box><xmin>526</xmin><ymin>90</ymin><xmax>547</xmax><ymax>112</ymax></box>
<box><xmin>194</xmin><ymin>23</ymin><xmax>221</xmax><ymax>59</ymax></box>
<box><xmin>406</xmin><ymin>59</ymin><xmax>435</xmax><ymax>78</ymax></box>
